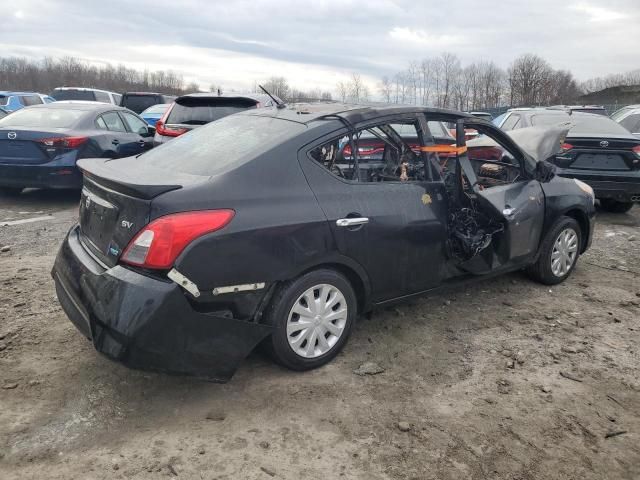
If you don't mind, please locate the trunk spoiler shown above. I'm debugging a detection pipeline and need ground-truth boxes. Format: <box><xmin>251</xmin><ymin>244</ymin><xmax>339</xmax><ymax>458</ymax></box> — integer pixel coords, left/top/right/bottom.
<box><xmin>77</xmin><ymin>157</ymin><xmax>202</xmax><ymax>200</ymax></box>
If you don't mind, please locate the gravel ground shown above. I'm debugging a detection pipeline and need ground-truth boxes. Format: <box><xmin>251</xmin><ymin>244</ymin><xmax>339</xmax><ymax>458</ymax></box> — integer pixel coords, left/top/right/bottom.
<box><xmin>0</xmin><ymin>189</ymin><xmax>639</xmax><ymax>480</ymax></box>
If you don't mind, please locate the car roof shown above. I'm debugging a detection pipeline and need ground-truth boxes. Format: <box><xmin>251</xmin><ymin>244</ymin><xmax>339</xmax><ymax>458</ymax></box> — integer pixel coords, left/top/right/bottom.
<box><xmin>25</xmin><ymin>102</ymin><xmax>128</xmax><ymax>112</ymax></box>
<box><xmin>176</xmin><ymin>92</ymin><xmax>275</xmax><ymax>102</ymax></box>
<box><xmin>123</xmin><ymin>92</ymin><xmax>170</xmax><ymax>96</ymax></box>
<box><xmin>244</xmin><ymin>103</ymin><xmax>473</xmax><ymax>125</ymax></box>
<box><xmin>0</xmin><ymin>91</ymin><xmax>43</xmax><ymax>96</ymax></box>
<box><xmin>52</xmin><ymin>86</ymin><xmax>119</xmax><ymax>94</ymax></box>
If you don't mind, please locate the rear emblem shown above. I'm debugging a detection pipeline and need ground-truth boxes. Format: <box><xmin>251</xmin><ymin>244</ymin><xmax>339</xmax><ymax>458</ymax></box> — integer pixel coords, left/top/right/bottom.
<box><xmin>7</xmin><ymin>132</ymin><xmax>16</xmax><ymax>140</ymax></box>
<box><xmin>121</xmin><ymin>220</ymin><xmax>134</xmax><ymax>229</ymax></box>
<box><xmin>600</xmin><ymin>140</ymin><xmax>609</xmax><ymax>147</ymax></box>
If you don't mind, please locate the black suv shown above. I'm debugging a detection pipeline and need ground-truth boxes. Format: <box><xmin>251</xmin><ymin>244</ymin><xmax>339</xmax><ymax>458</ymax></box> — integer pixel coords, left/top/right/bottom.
<box><xmin>120</xmin><ymin>92</ymin><xmax>177</xmax><ymax>114</ymax></box>
<box><xmin>495</xmin><ymin>108</ymin><xmax>640</xmax><ymax>212</ymax></box>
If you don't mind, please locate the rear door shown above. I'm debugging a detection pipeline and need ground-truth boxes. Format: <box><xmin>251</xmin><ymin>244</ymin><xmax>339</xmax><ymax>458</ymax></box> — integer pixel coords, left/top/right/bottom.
<box><xmin>299</xmin><ymin>116</ymin><xmax>449</xmax><ymax>302</ymax></box>
<box><xmin>456</xmin><ymin>119</ymin><xmax>545</xmax><ymax>271</ymax></box>
<box><xmin>120</xmin><ymin>111</ymin><xmax>154</xmax><ymax>152</ymax></box>
<box><xmin>98</xmin><ymin>111</ymin><xmax>145</xmax><ymax>157</ymax></box>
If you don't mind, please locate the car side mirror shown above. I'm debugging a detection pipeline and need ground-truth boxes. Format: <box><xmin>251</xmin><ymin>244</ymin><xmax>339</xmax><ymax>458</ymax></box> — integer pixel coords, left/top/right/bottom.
<box><xmin>139</xmin><ymin>126</ymin><xmax>155</xmax><ymax>137</ymax></box>
<box><xmin>536</xmin><ymin>160</ymin><xmax>556</xmax><ymax>183</ymax></box>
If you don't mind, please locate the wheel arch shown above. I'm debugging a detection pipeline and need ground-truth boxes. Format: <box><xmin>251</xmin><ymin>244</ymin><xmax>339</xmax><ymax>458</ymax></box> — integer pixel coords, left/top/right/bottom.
<box><xmin>295</xmin><ymin>259</ymin><xmax>372</xmax><ymax>315</ymax></box>
<box><xmin>562</xmin><ymin>208</ymin><xmax>590</xmax><ymax>253</ymax></box>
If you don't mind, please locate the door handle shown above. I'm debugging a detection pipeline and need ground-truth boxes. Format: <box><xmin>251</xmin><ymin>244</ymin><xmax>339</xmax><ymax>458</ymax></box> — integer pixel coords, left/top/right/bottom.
<box><xmin>111</xmin><ymin>139</ymin><xmax>120</xmax><ymax>145</ymax></box>
<box><xmin>503</xmin><ymin>207</ymin><xmax>516</xmax><ymax>217</ymax></box>
<box><xmin>336</xmin><ymin>217</ymin><xmax>369</xmax><ymax>227</ymax></box>
<box><xmin>138</xmin><ymin>140</ymin><xmax>146</xmax><ymax>147</ymax></box>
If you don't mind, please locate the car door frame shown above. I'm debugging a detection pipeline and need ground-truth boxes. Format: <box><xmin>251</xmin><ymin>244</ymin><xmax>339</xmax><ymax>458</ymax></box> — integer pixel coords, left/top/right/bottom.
<box><xmin>454</xmin><ymin>117</ymin><xmax>546</xmax><ymax>271</ymax></box>
<box><xmin>297</xmin><ymin>113</ymin><xmax>450</xmax><ymax>303</ymax></box>
<box><xmin>118</xmin><ymin>110</ymin><xmax>154</xmax><ymax>152</ymax></box>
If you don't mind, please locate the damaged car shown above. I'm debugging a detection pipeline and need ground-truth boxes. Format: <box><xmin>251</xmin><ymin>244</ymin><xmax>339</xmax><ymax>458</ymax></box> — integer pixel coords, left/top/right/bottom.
<box><xmin>52</xmin><ymin>104</ymin><xmax>595</xmax><ymax>382</ymax></box>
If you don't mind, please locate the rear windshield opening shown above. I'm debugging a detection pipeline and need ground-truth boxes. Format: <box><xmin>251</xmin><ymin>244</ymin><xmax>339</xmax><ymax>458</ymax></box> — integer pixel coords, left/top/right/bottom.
<box><xmin>167</xmin><ymin>97</ymin><xmax>258</xmax><ymax>125</ymax></box>
<box><xmin>138</xmin><ymin>114</ymin><xmax>304</xmax><ymax>176</ymax></box>
<box><xmin>0</xmin><ymin>108</ymin><xmax>86</xmax><ymax>128</ymax></box>
<box><xmin>51</xmin><ymin>90</ymin><xmax>96</xmax><ymax>101</ymax></box>
<box><xmin>531</xmin><ymin>114</ymin><xmax>630</xmax><ymax>135</ymax></box>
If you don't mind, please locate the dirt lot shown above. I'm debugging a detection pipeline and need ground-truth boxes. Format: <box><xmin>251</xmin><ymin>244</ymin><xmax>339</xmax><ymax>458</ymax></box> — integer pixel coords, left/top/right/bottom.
<box><xmin>0</xmin><ymin>190</ymin><xmax>639</xmax><ymax>480</ymax></box>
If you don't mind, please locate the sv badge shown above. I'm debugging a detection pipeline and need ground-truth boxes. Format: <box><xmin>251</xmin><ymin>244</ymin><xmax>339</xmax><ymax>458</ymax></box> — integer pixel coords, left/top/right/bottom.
<box><xmin>121</xmin><ymin>220</ymin><xmax>134</xmax><ymax>229</ymax></box>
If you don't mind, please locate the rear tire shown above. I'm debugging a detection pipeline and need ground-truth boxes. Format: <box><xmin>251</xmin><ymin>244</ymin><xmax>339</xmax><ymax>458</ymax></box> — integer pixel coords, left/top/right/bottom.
<box><xmin>0</xmin><ymin>187</ymin><xmax>23</xmax><ymax>196</ymax></box>
<box><xmin>600</xmin><ymin>199</ymin><xmax>633</xmax><ymax>213</ymax></box>
<box><xmin>526</xmin><ymin>216</ymin><xmax>581</xmax><ymax>285</ymax></box>
<box><xmin>263</xmin><ymin>269</ymin><xmax>357</xmax><ymax>371</ymax></box>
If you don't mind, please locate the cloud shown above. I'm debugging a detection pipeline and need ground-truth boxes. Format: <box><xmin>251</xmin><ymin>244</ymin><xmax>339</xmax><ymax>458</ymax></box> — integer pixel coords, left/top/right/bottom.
<box><xmin>2</xmin><ymin>0</ymin><xmax>639</xmax><ymax>92</ymax></box>
<box><xmin>388</xmin><ymin>27</ymin><xmax>464</xmax><ymax>47</ymax></box>
<box><xmin>570</xmin><ymin>3</ymin><xmax>627</xmax><ymax>22</ymax></box>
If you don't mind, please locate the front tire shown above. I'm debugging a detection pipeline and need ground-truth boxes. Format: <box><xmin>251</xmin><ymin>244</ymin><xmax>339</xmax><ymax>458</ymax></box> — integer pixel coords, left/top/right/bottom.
<box><xmin>526</xmin><ymin>216</ymin><xmax>581</xmax><ymax>285</ymax></box>
<box><xmin>264</xmin><ymin>269</ymin><xmax>357</xmax><ymax>371</ymax></box>
<box><xmin>600</xmin><ymin>199</ymin><xmax>633</xmax><ymax>213</ymax></box>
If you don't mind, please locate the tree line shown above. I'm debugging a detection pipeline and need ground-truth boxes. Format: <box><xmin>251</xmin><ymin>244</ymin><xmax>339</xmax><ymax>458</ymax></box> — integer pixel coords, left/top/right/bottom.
<box><xmin>369</xmin><ymin>52</ymin><xmax>591</xmax><ymax>110</ymax></box>
<box><xmin>0</xmin><ymin>56</ymin><xmax>196</xmax><ymax>95</ymax></box>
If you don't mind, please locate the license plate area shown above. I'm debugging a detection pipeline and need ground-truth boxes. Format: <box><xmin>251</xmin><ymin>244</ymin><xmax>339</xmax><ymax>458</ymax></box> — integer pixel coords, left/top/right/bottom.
<box><xmin>79</xmin><ymin>188</ymin><xmax>119</xmax><ymax>254</ymax></box>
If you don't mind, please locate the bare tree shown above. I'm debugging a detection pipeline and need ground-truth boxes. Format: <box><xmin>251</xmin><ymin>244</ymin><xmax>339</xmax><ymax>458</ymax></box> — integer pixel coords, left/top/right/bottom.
<box><xmin>336</xmin><ymin>81</ymin><xmax>348</xmax><ymax>103</ymax></box>
<box><xmin>262</xmin><ymin>76</ymin><xmax>290</xmax><ymax>100</ymax></box>
<box><xmin>378</xmin><ymin>76</ymin><xmax>393</xmax><ymax>103</ymax></box>
<box><xmin>347</xmin><ymin>73</ymin><xmax>369</xmax><ymax>103</ymax></box>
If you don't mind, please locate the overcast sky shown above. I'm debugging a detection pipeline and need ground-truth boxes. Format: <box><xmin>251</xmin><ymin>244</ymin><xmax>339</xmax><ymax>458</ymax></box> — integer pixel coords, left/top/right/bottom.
<box><xmin>2</xmin><ymin>0</ymin><xmax>639</xmax><ymax>93</ymax></box>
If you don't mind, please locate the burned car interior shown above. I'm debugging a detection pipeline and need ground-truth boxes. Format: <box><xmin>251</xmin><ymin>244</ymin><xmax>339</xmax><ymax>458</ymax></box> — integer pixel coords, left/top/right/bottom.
<box><xmin>309</xmin><ymin>114</ymin><xmax>533</xmax><ymax>272</ymax></box>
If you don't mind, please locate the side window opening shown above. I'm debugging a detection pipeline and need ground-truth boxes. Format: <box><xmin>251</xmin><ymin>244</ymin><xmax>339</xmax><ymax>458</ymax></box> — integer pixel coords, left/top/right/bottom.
<box><xmin>309</xmin><ymin>121</ymin><xmax>429</xmax><ymax>183</ymax></box>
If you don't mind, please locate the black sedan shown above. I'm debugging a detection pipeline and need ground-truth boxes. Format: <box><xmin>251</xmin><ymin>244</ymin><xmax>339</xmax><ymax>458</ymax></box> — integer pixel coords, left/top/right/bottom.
<box><xmin>0</xmin><ymin>102</ymin><xmax>155</xmax><ymax>194</ymax></box>
<box><xmin>496</xmin><ymin>107</ymin><xmax>640</xmax><ymax>212</ymax></box>
<box><xmin>52</xmin><ymin>104</ymin><xmax>595</xmax><ymax>382</ymax></box>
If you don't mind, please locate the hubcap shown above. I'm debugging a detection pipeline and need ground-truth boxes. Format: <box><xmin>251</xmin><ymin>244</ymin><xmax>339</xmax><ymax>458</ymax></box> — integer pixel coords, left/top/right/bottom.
<box><xmin>551</xmin><ymin>227</ymin><xmax>578</xmax><ymax>277</ymax></box>
<box><xmin>286</xmin><ymin>284</ymin><xmax>348</xmax><ymax>358</ymax></box>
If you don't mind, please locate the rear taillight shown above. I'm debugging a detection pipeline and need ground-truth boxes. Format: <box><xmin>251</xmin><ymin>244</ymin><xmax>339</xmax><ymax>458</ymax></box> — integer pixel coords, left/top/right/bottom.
<box><xmin>559</xmin><ymin>143</ymin><xmax>573</xmax><ymax>153</ymax></box>
<box><xmin>120</xmin><ymin>210</ymin><xmax>235</xmax><ymax>270</ymax></box>
<box><xmin>38</xmin><ymin>136</ymin><xmax>88</xmax><ymax>149</ymax></box>
<box><xmin>155</xmin><ymin>121</ymin><xmax>187</xmax><ymax>137</ymax></box>
<box><xmin>632</xmin><ymin>145</ymin><xmax>640</xmax><ymax>158</ymax></box>
<box><xmin>155</xmin><ymin>103</ymin><xmax>186</xmax><ymax>137</ymax></box>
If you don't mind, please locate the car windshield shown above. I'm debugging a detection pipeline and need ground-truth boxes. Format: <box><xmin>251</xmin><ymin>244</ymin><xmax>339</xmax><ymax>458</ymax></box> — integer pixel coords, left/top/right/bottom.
<box><xmin>123</xmin><ymin>95</ymin><xmax>160</xmax><ymax>113</ymax></box>
<box><xmin>492</xmin><ymin>113</ymin><xmax>505</xmax><ymax>126</ymax></box>
<box><xmin>531</xmin><ymin>113</ymin><xmax>630</xmax><ymax>135</ymax></box>
<box><xmin>51</xmin><ymin>90</ymin><xmax>96</xmax><ymax>101</ymax></box>
<box><xmin>138</xmin><ymin>114</ymin><xmax>305</xmax><ymax>176</ymax></box>
<box><xmin>0</xmin><ymin>107</ymin><xmax>86</xmax><ymax>128</ymax></box>
<box><xmin>143</xmin><ymin>104</ymin><xmax>169</xmax><ymax>115</ymax></box>
<box><xmin>166</xmin><ymin>97</ymin><xmax>258</xmax><ymax>125</ymax></box>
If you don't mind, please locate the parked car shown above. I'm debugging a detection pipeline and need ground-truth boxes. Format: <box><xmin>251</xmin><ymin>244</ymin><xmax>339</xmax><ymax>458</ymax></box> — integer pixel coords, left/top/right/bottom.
<box><xmin>495</xmin><ymin>107</ymin><xmax>640</xmax><ymax>212</ymax></box>
<box><xmin>154</xmin><ymin>93</ymin><xmax>279</xmax><ymax>145</ymax></box>
<box><xmin>139</xmin><ymin>103</ymin><xmax>171</xmax><ymax>127</ymax></box>
<box><xmin>50</xmin><ymin>87</ymin><xmax>121</xmax><ymax>105</ymax></box>
<box><xmin>547</xmin><ymin>105</ymin><xmax>608</xmax><ymax>116</ymax></box>
<box><xmin>610</xmin><ymin>105</ymin><xmax>640</xmax><ymax>136</ymax></box>
<box><xmin>0</xmin><ymin>107</ymin><xmax>8</xmax><ymax>119</ymax></box>
<box><xmin>120</xmin><ymin>92</ymin><xmax>176</xmax><ymax>114</ymax></box>
<box><xmin>0</xmin><ymin>91</ymin><xmax>47</xmax><ymax>112</ymax></box>
<box><xmin>469</xmin><ymin>111</ymin><xmax>493</xmax><ymax>121</ymax></box>
<box><xmin>0</xmin><ymin>102</ymin><xmax>155</xmax><ymax>194</ymax></box>
<box><xmin>39</xmin><ymin>94</ymin><xmax>56</xmax><ymax>104</ymax></box>
<box><xmin>52</xmin><ymin>104</ymin><xmax>595</xmax><ymax>382</ymax></box>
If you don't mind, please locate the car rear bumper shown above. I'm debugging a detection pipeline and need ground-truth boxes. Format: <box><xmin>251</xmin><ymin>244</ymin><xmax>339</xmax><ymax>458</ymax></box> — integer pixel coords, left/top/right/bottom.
<box><xmin>0</xmin><ymin>164</ymin><xmax>83</xmax><ymax>189</ymax></box>
<box><xmin>51</xmin><ymin>225</ymin><xmax>273</xmax><ymax>382</ymax></box>
<box><xmin>556</xmin><ymin>169</ymin><xmax>640</xmax><ymax>202</ymax></box>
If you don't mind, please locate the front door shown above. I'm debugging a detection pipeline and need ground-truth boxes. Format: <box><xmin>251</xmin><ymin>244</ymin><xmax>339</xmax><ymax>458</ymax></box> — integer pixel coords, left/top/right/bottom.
<box><xmin>455</xmin><ymin>119</ymin><xmax>545</xmax><ymax>271</ymax></box>
<box><xmin>299</xmin><ymin>117</ymin><xmax>449</xmax><ymax>303</ymax></box>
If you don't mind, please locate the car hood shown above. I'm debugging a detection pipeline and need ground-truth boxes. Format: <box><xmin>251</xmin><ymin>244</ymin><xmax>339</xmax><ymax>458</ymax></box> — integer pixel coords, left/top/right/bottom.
<box><xmin>468</xmin><ymin>123</ymin><xmax>573</xmax><ymax>162</ymax></box>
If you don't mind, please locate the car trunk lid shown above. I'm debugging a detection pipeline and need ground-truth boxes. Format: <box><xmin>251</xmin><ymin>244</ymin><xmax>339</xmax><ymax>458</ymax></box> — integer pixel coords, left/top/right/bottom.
<box><xmin>0</xmin><ymin>128</ymin><xmax>76</xmax><ymax>165</ymax></box>
<box><xmin>77</xmin><ymin>157</ymin><xmax>206</xmax><ymax>267</ymax></box>
<box><xmin>559</xmin><ymin>136</ymin><xmax>640</xmax><ymax>171</ymax></box>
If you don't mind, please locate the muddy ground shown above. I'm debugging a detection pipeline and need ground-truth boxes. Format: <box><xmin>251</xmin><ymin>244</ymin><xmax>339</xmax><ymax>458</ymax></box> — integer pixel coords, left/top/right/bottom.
<box><xmin>0</xmin><ymin>190</ymin><xmax>639</xmax><ymax>480</ymax></box>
